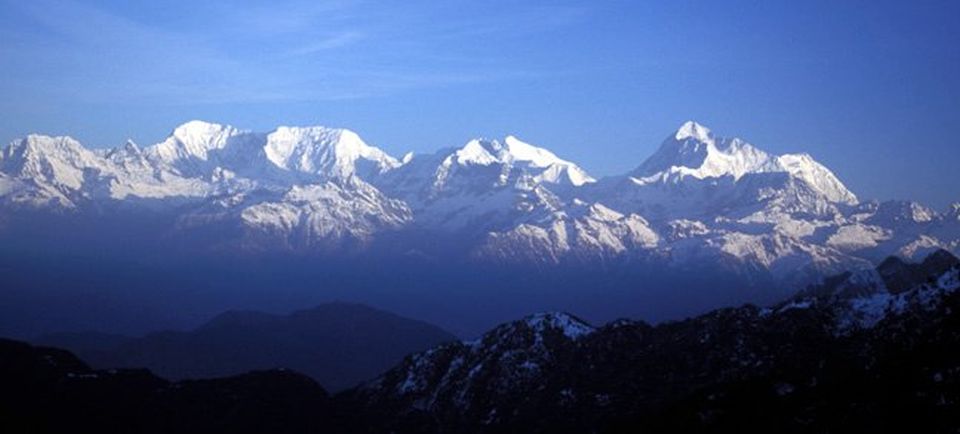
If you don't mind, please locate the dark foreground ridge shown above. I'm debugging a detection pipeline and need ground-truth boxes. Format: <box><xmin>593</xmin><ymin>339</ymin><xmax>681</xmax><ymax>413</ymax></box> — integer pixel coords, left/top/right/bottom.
<box><xmin>0</xmin><ymin>338</ymin><xmax>337</xmax><ymax>433</ymax></box>
<box><xmin>3</xmin><ymin>251</ymin><xmax>960</xmax><ymax>433</ymax></box>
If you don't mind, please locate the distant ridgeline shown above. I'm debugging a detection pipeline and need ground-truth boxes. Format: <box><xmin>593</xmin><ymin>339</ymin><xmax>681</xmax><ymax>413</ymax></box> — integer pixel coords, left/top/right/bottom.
<box><xmin>3</xmin><ymin>251</ymin><xmax>959</xmax><ymax>433</ymax></box>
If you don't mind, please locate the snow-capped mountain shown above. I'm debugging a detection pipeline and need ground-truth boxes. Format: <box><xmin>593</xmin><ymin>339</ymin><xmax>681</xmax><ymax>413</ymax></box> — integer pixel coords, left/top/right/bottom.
<box><xmin>372</xmin><ymin>135</ymin><xmax>593</xmax><ymax>232</ymax></box>
<box><xmin>0</xmin><ymin>120</ymin><xmax>956</xmax><ymax>287</ymax></box>
<box><xmin>632</xmin><ymin>121</ymin><xmax>856</xmax><ymax>205</ymax></box>
<box><xmin>0</xmin><ymin>121</ymin><xmax>415</xmax><ymax>247</ymax></box>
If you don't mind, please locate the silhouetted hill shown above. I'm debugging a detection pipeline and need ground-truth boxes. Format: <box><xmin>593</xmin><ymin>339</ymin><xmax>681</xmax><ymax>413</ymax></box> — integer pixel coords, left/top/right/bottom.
<box><xmin>37</xmin><ymin>302</ymin><xmax>456</xmax><ymax>391</ymax></box>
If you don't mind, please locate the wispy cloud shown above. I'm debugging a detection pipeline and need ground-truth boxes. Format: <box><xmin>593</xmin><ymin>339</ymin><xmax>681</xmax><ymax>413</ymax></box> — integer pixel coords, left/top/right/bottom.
<box><xmin>286</xmin><ymin>31</ymin><xmax>366</xmax><ymax>56</ymax></box>
<box><xmin>210</xmin><ymin>0</ymin><xmax>362</xmax><ymax>35</ymax></box>
<box><xmin>0</xmin><ymin>0</ymin><xmax>580</xmax><ymax>105</ymax></box>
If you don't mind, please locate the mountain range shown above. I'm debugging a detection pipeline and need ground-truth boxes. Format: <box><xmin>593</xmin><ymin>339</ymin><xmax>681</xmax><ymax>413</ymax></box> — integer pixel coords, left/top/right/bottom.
<box><xmin>2</xmin><ymin>120</ymin><xmax>956</xmax><ymax>287</ymax></box>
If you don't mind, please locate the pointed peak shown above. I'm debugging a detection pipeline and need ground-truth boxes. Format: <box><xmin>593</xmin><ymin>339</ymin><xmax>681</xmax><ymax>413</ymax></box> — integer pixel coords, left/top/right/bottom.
<box><xmin>453</xmin><ymin>138</ymin><xmax>501</xmax><ymax>165</ymax></box>
<box><xmin>522</xmin><ymin>312</ymin><xmax>595</xmax><ymax>339</ymax></box>
<box><xmin>675</xmin><ymin>120</ymin><xmax>713</xmax><ymax>142</ymax></box>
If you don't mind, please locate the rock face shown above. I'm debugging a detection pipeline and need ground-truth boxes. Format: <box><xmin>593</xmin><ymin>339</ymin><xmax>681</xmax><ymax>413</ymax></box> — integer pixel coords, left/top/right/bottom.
<box><xmin>349</xmin><ymin>250</ymin><xmax>960</xmax><ymax>433</ymax></box>
<box><xmin>1</xmin><ymin>120</ymin><xmax>957</xmax><ymax>287</ymax></box>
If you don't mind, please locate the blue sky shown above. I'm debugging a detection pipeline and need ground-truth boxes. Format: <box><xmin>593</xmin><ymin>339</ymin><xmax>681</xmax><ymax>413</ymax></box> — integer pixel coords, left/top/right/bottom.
<box><xmin>1</xmin><ymin>0</ymin><xmax>958</xmax><ymax>207</ymax></box>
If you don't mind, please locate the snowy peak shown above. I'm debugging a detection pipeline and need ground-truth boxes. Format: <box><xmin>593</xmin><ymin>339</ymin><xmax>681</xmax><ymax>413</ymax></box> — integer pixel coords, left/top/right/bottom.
<box><xmin>466</xmin><ymin>312</ymin><xmax>595</xmax><ymax>351</ymax></box>
<box><xmin>4</xmin><ymin>134</ymin><xmax>89</xmax><ymax>162</ymax></box>
<box><xmin>444</xmin><ymin>135</ymin><xmax>594</xmax><ymax>187</ymax></box>
<box><xmin>0</xmin><ymin>134</ymin><xmax>103</xmax><ymax>191</ymax></box>
<box><xmin>150</xmin><ymin>120</ymin><xmax>248</xmax><ymax>163</ymax></box>
<box><xmin>635</xmin><ymin>121</ymin><xmax>774</xmax><ymax>180</ymax></box>
<box><xmin>774</xmin><ymin>153</ymin><xmax>858</xmax><ymax>205</ymax></box>
<box><xmin>173</xmin><ymin>120</ymin><xmax>233</xmax><ymax>142</ymax></box>
<box><xmin>631</xmin><ymin>121</ymin><xmax>857</xmax><ymax>205</ymax></box>
<box><xmin>144</xmin><ymin>121</ymin><xmax>402</xmax><ymax>181</ymax></box>
<box><xmin>451</xmin><ymin>138</ymin><xmax>501</xmax><ymax>167</ymax></box>
<box><xmin>503</xmin><ymin>136</ymin><xmax>595</xmax><ymax>186</ymax></box>
<box><xmin>0</xmin><ymin>121</ymin><xmax>407</xmax><ymax>211</ymax></box>
<box><xmin>263</xmin><ymin>126</ymin><xmax>400</xmax><ymax>179</ymax></box>
<box><xmin>674</xmin><ymin>120</ymin><xmax>713</xmax><ymax>142</ymax></box>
